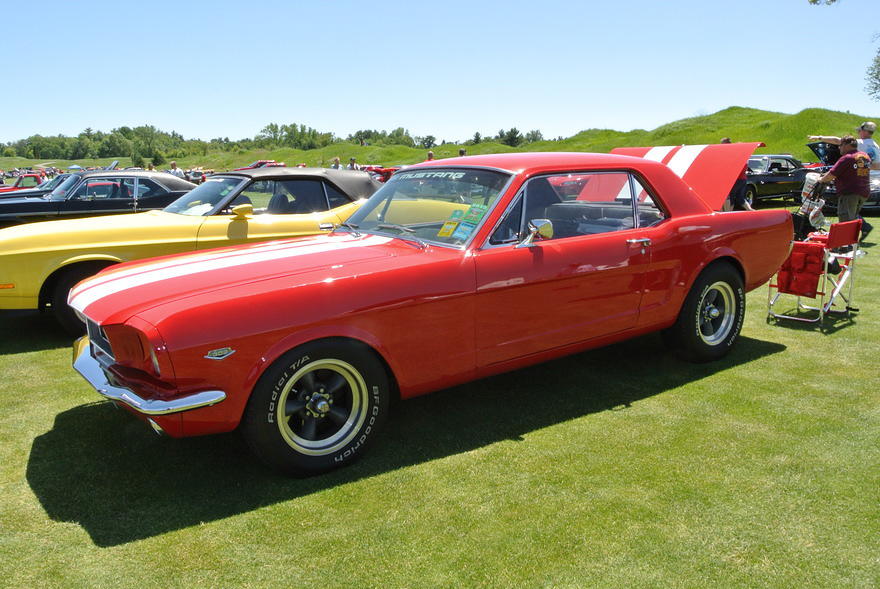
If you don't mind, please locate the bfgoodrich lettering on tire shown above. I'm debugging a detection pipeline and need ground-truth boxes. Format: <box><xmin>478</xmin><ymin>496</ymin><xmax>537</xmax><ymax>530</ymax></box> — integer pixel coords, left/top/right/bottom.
<box><xmin>664</xmin><ymin>261</ymin><xmax>745</xmax><ymax>363</ymax></box>
<box><xmin>242</xmin><ymin>339</ymin><xmax>390</xmax><ymax>475</ymax></box>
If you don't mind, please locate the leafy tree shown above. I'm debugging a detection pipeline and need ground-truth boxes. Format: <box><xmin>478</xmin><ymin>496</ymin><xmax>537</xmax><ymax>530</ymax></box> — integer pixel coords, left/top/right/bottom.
<box><xmin>152</xmin><ymin>151</ymin><xmax>166</xmax><ymax>167</ymax></box>
<box><xmin>2</xmin><ymin>147</ymin><xmax>14</xmax><ymax>157</ymax></box>
<box><xmin>472</xmin><ymin>132</ymin><xmax>482</xmax><ymax>144</ymax></box>
<box><xmin>499</xmin><ymin>128</ymin><xmax>523</xmax><ymax>147</ymax></box>
<box><xmin>868</xmin><ymin>45</ymin><xmax>880</xmax><ymax>101</ymax></box>
<box><xmin>524</xmin><ymin>129</ymin><xmax>544</xmax><ymax>143</ymax></box>
<box><xmin>131</xmin><ymin>150</ymin><xmax>145</xmax><ymax>168</ymax></box>
<box><xmin>419</xmin><ymin>135</ymin><xmax>436</xmax><ymax>149</ymax></box>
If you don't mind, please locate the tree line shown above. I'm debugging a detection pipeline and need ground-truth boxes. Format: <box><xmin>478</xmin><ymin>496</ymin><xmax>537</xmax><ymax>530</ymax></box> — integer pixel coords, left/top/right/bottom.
<box><xmin>2</xmin><ymin>123</ymin><xmax>551</xmax><ymax>163</ymax></box>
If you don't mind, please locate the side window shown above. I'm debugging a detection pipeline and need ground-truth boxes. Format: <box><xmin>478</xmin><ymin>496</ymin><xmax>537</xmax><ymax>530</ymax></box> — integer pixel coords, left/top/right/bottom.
<box><xmin>238</xmin><ymin>180</ymin><xmax>275</xmax><ymax>212</ymax></box>
<box><xmin>631</xmin><ymin>176</ymin><xmax>666</xmax><ymax>227</ymax></box>
<box><xmin>238</xmin><ymin>179</ymin><xmax>329</xmax><ymax>215</ymax></box>
<box><xmin>71</xmin><ymin>177</ymin><xmax>134</xmax><ymax>200</ymax></box>
<box><xmin>21</xmin><ymin>176</ymin><xmax>40</xmax><ymax>187</ymax></box>
<box><xmin>489</xmin><ymin>193</ymin><xmax>524</xmax><ymax>244</ymax></box>
<box><xmin>325</xmin><ymin>182</ymin><xmax>352</xmax><ymax>209</ymax></box>
<box><xmin>540</xmin><ymin>172</ymin><xmax>634</xmax><ymax>239</ymax></box>
<box><xmin>135</xmin><ymin>178</ymin><xmax>165</xmax><ymax>198</ymax></box>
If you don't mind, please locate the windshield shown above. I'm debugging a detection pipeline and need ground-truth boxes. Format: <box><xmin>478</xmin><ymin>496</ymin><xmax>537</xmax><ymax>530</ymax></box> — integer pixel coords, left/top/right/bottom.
<box><xmin>47</xmin><ymin>174</ymin><xmax>81</xmax><ymax>199</ymax></box>
<box><xmin>36</xmin><ymin>174</ymin><xmax>67</xmax><ymax>190</ymax></box>
<box><xmin>346</xmin><ymin>168</ymin><xmax>511</xmax><ymax>247</ymax></box>
<box><xmin>747</xmin><ymin>158</ymin><xmax>766</xmax><ymax>173</ymax></box>
<box><xmin>163</xmin><ymin>176</ymin><xmax>246</xmax><ymax>215</ymax></box>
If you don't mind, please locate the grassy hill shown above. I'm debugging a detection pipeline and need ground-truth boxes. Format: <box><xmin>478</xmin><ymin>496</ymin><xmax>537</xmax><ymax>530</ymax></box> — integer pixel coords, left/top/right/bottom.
<box><xmin>1</xmin><ymin>106</ymin><xmax>876</xmax><ymax>174</ymax></box>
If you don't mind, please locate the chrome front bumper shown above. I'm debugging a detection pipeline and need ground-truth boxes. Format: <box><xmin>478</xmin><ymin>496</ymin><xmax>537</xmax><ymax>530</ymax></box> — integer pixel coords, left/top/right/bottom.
<box><xmin>73</xmin><ymin>336</ymin><xmax>226</xmax><ymax>416</ymax></box>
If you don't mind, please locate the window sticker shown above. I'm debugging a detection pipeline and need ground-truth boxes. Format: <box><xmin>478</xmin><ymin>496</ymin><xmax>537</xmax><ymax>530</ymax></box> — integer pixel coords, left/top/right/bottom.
<box><xmin>461</xmin><ymin>204</ymin><xmax>488</xmax><ymax>224</ymax></box>
<box><xmin>449</xmin><ymin>210</ymin><xmax>465</xmax><ymax>221</ymax></box>
<box><xmin>451</xmin><ymin>221</ymin><xmax>476</xmax><ymax>241</ymax></box>
<box><xmin>437</xmin><ymin>221</ymin><xmax>459</xmax><ymax>237</ymax></box>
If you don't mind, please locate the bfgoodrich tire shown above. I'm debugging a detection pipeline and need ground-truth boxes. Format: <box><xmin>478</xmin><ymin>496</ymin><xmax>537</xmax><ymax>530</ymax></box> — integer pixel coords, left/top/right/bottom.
<box><xmin>242</xmin><ymin>339</ymin><xmax>390</xmax><ymax>475</ymax></box>
<box><xmin>664</xmin><ymin>262</ymin><xmax>745</xmax><ymax>363</ymax></box>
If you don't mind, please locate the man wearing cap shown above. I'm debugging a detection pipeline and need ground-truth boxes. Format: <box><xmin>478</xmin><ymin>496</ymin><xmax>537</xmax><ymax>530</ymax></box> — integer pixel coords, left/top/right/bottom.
<box><xmin>346</xmin><ymin>157</ymin><xmax>360</xmax><ymax>171</ymax></box>
<box><xmin>810</xmin><ymin>122</ymin><xmax>879</xmax><ymax>170</ymax></box>
<box><xmin>816</xmin><ymin>135</ymin><xmax>871</xmax><ymax>223</ymax></box>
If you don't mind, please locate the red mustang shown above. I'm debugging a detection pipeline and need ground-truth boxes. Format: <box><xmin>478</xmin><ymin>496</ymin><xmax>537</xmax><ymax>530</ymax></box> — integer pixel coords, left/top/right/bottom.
<box><xmin>70</xmin><ymin>148</ymin><xmax>792</xmax><ymax>475</ymax></box>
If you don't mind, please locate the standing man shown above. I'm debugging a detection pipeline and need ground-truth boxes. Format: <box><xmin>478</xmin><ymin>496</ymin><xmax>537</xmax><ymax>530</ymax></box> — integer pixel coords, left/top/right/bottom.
<box><xmin>809</xmin><ymin>122</ymin><xmax>879</xmax><ymax>170</ymax></box>
<box><xmin>168</xmin><ymin>161</ymin><xmax>185</xmax><ymax>178</ymax></box>
<box><xmin>330</xmin><ymin>157</ymin><xmax>343</xmax><ymax>169</ymax></box>
<box><xmin>425</xmin><ymin>151</ymin><xmax>435</xmax><ymax>162</ymax></box>
<box><xmin>346</xmin><ymin>157</ymin><xmax>360</xmax><ymax>171</ymax></box>
<box><xmin>816</xmin><ymin>135</ymin><xmax>870</xmax><ymax>223</ymax></box>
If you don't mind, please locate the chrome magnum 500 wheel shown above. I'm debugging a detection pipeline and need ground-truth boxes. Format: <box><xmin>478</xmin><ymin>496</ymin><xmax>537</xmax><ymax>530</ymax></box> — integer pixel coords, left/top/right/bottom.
<box><xmin>242</xmin><ymin>339</ymin><xmax>390</xmax><ymax>475</ymax></box>
<box><xmin>664</xmin><ymin>262</ymin><xmax>745</xmax><ymax>363</ymax></box>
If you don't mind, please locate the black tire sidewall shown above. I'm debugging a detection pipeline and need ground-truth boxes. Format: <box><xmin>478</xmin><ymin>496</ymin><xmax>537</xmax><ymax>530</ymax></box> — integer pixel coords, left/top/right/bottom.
<box><xmin>243</xmin><ymin>340</ymin><xmax>389</xmax><ymax>475</ymax></box>
<box><xmin>674</xmin><ymin>263</ymin><xmax>745</xmax><ymax>362</ymax></box>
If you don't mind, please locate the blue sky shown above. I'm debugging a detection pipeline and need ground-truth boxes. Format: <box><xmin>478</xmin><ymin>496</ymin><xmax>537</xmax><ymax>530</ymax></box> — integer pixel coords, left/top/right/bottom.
<box><xmin>2</xmin><ymin>0</ymin><xmax>877</xmax><ymax>143</ymax></box>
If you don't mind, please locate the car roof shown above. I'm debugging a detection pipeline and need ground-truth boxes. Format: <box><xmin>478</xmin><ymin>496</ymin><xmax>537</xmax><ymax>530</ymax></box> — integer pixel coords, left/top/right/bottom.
<box><xmin>78</xmin><ymin>170</ymin><xmax>196</xmax><ymax>189</ymax></box>
<box><xmin>216</xmin><ymin>167</ymin><xmax>383</xmax><ymax>199</ymax></box>
<box><xmin>405</xmin><ymin>152</ymin><xmax>676</xmax><ymax>176</ymax></box>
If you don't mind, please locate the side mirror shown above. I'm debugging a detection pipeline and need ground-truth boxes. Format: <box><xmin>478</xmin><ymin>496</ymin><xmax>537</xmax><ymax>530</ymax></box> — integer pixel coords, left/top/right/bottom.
<box><xmin>230</xmin><ymin>203</ymin><xmax>253</xmax><ymax>219</ymax></box>
<box><xmin>515</xmin><ymin>219</ymin><xmax>554</xmax><ymax>248</ymax></box>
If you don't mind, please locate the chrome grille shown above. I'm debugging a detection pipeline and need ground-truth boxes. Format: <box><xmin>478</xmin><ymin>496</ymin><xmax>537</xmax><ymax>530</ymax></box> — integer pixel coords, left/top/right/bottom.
<box><xmin>86</xmin><ymin>320</ymin><xmax>114</xmax><ymax>361</ymax></box>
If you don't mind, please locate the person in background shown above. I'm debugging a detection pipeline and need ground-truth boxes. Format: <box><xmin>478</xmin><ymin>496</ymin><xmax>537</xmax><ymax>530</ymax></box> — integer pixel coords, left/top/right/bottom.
<box><xmin>330</xmin><ymin>157</ymin><xmax>342</xmax><ymax>169</ymax></box>
<box><xmin>426</xmin><ymin>151</ymin><xmax>435</xmax><ymax>162</ymax></box>
<box><xmin>346</xmin><ymin>157</ymin><xmax>360</xmax><ymax>171</ymax></box>
<box><xmin>168</xmin><ymin>161</ymin><xmax>185</xmax><ymax>178</ymax></box>
<box><xmin>459</xmin><ymin>148</ymin><xmax>467</xmax><ymax>156</ymax></box>
<box><xmin>146</xmin><ymin>163</ymin><xmax>155</xmax><ymax>171</ymax></box>
<box><xmin>810</xmin><ymin>122</ymin><xmax>879</xmax><ymax>170</ymax></box>
<box><xmin>720</xmin><ymin>137</ymin><xmax>732</xmax><ymax>144</ymax></box>
<box><xmin>816</xmin><ymin>135</ymin><xmax>870</xmax><ymax>224</ymax></box>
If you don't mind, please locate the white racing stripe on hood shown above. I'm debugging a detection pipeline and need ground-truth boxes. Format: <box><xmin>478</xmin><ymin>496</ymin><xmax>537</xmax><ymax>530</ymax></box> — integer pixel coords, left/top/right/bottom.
<box><xmin>666</xmin><ymin>144</ymin><xmax>708</xmax><ymax>178</ymax></box>
<box><xmin>69</xmin><ymin>236</ymin><xmax>392</xmax><ymax>314</ymax></box>
<box><xmin>69</xmin><ymin>238</ymin><xmax>318</xmax><ymax>299</ymax></box>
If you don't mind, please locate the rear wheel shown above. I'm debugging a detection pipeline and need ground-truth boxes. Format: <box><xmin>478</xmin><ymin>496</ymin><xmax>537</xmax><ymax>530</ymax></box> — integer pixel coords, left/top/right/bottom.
<box><xmin>664</xmin><ymin>262</ymin><xmax>745</xmax><ymax>362</ymax></box>
<box><xmin>744</xmin><ymin>186</ymin><xmax>757</xmax><ymax>207</ymax></box>
<box><xmin>242</xmin><ymin>340</ymin><xmax>390</xmax><ymax>475</ymax></box>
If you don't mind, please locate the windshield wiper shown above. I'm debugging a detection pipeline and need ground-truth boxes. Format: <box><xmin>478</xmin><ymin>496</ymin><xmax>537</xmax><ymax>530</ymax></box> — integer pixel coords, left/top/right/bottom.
<box><xmin>376</xmin><ymin>222</ymin><xmax>415</xmax><ymax>233</ymax></box>
<box><xmin>334</xmin><ymin>222</ymin><xmax>361</xmax><ymax>237</ymax></box>
<box><xmin>375</xmin><ymin>223</ymin><xmax>426</xmax><ymax>248</ymax></box>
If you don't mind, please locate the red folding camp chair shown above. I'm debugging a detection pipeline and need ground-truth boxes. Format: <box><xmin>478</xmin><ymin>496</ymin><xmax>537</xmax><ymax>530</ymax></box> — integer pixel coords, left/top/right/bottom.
<box><xmin>768</xmin><ymin>219</ymin><xmax>862</xmax><ymax>324</ymax></box>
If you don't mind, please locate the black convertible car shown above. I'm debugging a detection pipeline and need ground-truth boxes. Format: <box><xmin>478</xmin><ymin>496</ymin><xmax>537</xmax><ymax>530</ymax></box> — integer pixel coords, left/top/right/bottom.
<box><xmin>0</xmin><ymin>170</ymin><xmax>195</xmax><ymax>226</ymax></box>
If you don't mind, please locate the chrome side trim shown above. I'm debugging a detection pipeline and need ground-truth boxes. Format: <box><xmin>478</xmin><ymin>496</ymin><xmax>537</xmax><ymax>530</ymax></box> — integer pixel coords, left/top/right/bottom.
<box><xmin>73</xmin><ymin>337</ymin><xmax>226</xmax><ymax>416</ymax></box>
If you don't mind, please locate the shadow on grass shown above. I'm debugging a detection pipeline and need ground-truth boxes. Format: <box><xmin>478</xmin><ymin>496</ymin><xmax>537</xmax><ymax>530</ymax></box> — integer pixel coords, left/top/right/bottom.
<box><xmin>27</xmin><ymin>334</ymin><xmax>784</xmax><ymax>547</ymax></box>
<box><xmin>0</xmin><ymin>310</ymin><xmax>74</xmax><ymax>354</ymax></box>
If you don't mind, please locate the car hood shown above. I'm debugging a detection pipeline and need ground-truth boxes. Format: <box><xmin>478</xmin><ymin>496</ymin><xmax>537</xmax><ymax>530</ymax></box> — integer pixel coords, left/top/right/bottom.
<box><xmin>807</xmin><ymin>142</ymin><xmax>840</xmax><ymax>166</ymax></box>
<box><xmin>0</xmin><ymin>188</ymin><xmax>50</xmax><ymax>199</ymax></box>
<box><xmin>69</xmin><ymin>232</ymin><xmax>410</xmax><ymax>325</ymax></box>
<box><xmin>0</xmin><ymin>210</ymin><xmax>203</xmax><ymax>256</ymax></box>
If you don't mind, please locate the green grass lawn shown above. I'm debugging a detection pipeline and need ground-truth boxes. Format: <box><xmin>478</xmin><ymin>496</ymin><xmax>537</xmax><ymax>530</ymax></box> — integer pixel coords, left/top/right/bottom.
<box><xmin>1</xmin><ymin>210</ymin><xmax>878</xmax><ymax>587</ymax></box>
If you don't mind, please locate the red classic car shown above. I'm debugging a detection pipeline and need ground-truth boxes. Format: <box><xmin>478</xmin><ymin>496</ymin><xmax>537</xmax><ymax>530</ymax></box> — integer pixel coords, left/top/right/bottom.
<box><xmin>0</xmin><ymin>173</ymin><xmax>45</xmax><ymax>193</ymax></box>
<box><xmin>70</xmin><ymin>148</ymin><xmax>793</xmax><ymax>475</ymax></box>
<box><xmin>233</xmin><ymin>160</ymin><xmax>286</xmax><ymax>171</ymax></box>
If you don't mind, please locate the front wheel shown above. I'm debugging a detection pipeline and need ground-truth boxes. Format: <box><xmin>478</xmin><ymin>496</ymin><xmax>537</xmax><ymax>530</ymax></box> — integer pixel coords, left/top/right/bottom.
<box><xmin>744</xmin><ymin>186</ymin><xmax>757</xmax><ymax>207</ymax></box>
<box><xmin>242</xmin><ymin>339</ymin><xmax>390</xmax><ymax>475</ymax></box>
<box><xmin>663</xmin><ymin>262</ymin><xmax>745</xmax><ymax>363</ymax></box>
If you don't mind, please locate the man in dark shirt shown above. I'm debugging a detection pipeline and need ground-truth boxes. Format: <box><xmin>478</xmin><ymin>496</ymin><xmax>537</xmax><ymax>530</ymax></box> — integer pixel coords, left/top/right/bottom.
<box><xmin>818</xmin><ymin>135</ymin><xmax>871</xmax><ymax>223</ymax></box>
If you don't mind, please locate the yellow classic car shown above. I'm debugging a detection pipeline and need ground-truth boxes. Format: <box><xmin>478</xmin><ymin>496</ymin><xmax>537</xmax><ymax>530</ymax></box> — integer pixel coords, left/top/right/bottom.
<box><xmin>0</xmin><ymin>168</ymin><xmax>381</xmax><ymax>332</ymax></box>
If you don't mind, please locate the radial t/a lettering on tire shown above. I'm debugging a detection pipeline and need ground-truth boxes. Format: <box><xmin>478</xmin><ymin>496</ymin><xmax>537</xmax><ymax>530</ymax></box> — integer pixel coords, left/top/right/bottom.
<box><xmin>664</xmin><ymin>261</ymin><xmax>745</xmax><ymax>363</ymax></box>
<box><xmin>242</xmin><ymin>339</ymin><xmax>390</xmax><ymax>475</ymax></box>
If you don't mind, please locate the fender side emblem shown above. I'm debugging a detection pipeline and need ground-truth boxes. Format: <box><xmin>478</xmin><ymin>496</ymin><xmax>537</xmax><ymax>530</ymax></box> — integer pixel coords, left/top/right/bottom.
<box><xmin>205</xmin><ymin>347</ymin><xmax>236</xmax><ymax>360</ymax></box>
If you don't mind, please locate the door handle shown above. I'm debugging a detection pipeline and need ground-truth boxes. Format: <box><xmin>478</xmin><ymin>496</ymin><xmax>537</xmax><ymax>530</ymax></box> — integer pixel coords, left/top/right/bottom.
<box><xmin>626</xmin><ymin>238</ymin><xmax>651</xmax><ymax>245</ymax></box>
